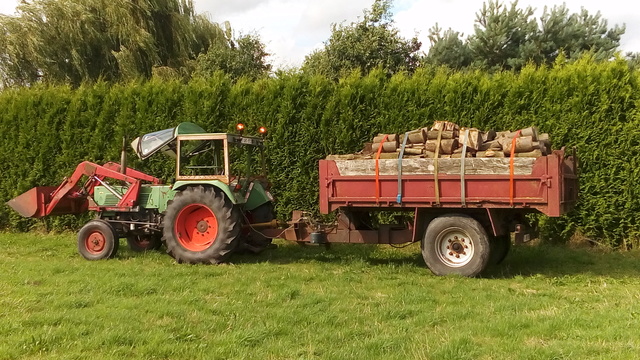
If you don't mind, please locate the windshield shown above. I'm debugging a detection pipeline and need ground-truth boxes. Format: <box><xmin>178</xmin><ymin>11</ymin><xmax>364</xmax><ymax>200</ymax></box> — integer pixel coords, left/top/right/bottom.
<box><xmin>139</xmin><ymin>128</ymin><xmax>175</xmax><ymax>159</ymax></box>
<box><xmin>131</xmin><ymin>122</ymin><xmax>207</xmax><ymax>160</ymax></box>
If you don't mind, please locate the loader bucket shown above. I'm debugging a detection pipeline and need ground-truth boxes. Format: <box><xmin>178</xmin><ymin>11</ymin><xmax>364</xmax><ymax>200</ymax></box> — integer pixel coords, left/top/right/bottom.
<box><xmin>6</xmin><ymin>186</ymin><xmax>88</xmax><ymax>218</ymax></box>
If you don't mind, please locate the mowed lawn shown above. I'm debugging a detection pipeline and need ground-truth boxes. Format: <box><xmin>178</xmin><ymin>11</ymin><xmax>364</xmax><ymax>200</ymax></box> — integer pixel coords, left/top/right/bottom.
<box><xmin>1</xmin><ymin>233</ymin><xmax>640</xmax><ymax>360</ymax></box>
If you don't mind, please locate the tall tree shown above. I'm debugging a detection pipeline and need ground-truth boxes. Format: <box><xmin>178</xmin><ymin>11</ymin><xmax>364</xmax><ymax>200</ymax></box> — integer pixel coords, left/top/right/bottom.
<box><xmin>425</xmin><ymin>1</ymin><xmax>625</xmax><ymax>71</ymax></box>
<box><xmin>194</xmin><ymin>30</ymin><xmax>271</xmax><ymax>81</ymax></box>
<box><xmin>302</xmin><ymin>0</ymin><xmax>421</xmax><ymax>79</ymax></box>
<box><xmin>0</xmin><ymin>0</ymin><xmax>269</xmax><ymax>86</ymax></box>
<box><xmin>423</xmin><ymin>25</ymin><xmax>472</xmax><ymax>70</ymax></box>
<box><xmin>468</xmin><ymin>1</ymin><xmax>538</xmax><ymax>70</ymax></box>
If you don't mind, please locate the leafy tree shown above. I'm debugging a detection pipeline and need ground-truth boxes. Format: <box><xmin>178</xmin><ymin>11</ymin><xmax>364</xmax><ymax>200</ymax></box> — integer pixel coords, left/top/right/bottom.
<box><xmin>0</xmin><ymin>0</ymin><xmax>270</xmax><ymax>86</ymax></box>
<box><xmin>425</xmin><ymin>1</ymin><xmax>625</xmax><ymax>71</ymax></box>
<box><xmin>302</xmin><ymin>0</ymin><xmax>421</xmax><ymax>79</ymax></box>
<box><xmin>194</xmin><ymin>30</ymin><xmax>271</xmax><ymax>81</ymax></box>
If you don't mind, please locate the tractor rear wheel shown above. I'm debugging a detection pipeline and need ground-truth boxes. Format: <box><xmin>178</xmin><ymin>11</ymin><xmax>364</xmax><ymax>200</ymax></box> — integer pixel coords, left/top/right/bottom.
<box><xmin>162</xmin><ymin>186</ymin><xmax>241</xmax><ymax>264</ymax></box>
<box><xmin>77</xmin><ymin>220</ymin><xmax>119</xmax><ymax>260</ymax></box>
<box><xmin>127</xmin><ymin>234</ymin><xmax>162</xmax><ymax>252</ymax></box>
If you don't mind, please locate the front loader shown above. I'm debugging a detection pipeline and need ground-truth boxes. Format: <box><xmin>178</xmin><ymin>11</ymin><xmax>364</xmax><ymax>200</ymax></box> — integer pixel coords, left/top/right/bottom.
<box><xmin>7</xmin><ymin>122</ymin><xmax>276</xmax><ymax>263</ymax></box>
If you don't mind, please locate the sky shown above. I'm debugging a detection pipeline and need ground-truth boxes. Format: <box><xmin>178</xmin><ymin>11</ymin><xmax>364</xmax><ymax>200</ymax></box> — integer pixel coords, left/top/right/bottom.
<box><xmin>1</xmin><ymin>0</ymin><xmax>638</xmax><ymax>69</ymax></box>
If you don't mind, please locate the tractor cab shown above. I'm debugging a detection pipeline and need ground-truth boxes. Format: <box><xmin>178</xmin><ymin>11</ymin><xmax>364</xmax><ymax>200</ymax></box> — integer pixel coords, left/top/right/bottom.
<box><xmin>131</xmin><ymin>122</ymin><xmax>267</xmax><ymax>183</ymax></box>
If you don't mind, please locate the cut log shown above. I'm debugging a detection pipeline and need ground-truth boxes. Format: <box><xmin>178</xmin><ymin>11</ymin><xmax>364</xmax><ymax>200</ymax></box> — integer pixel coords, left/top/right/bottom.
<box><xmin>404</xmin><ymin>129</ymin><xmax>427</xmax><ymax>144</ymax></box>
<box><xmin>520</xmin><ymin>126</ymin><xmax>538</xmax><ymax>140</ymax></box>
<box><xmin>451</xmin><ymin>152</ymin><xmax>473</xmax><ymax>158</ymax></box>
<box><xmin>499</xmin><ymin>136</ymin><xmax>534</xmax><ymax>154</ymax></box>
<box><xmin>476</xmin><ymin>150</ymin><xmax>505</xmax><ymax>158</ymax></box>
<box><xmin>372</xmin><ymin>141</ymin><xmax>397</xmax><ymax>152</ymax></box>
<box><xmin>538</xmin><ymin>133</ymin><xmax>551</xmax><ymax>151</ymax></box>
<box><xmin>426</xmin><ymin>130</ymin><xmax>456</xmax><ymax>140</ymax></box>
<box><xmin>373</xmin><ymin>134</ymin><xmax>398</xmax><ymax>143</ymax></box>
<box><xmin>431</xmin><ymin>121</ymin><xmax>460</xmax><ymax>132</ymax></box>
<box><xmin>479</xmin><ymin>140</ymin><xmax>502</xmax><ymax>151</ymax></box>
<box><xmin>459</xmin><ymin>128</ymin><xmax>481</xmax><ymax>150</ymax></box>
<box><xmin>515</xmin><ymin>149</ymin><xmax>543</xmax><ymax>158</ymax></box>
<box><xmin>425</xmin><ymin>138</ymin><xmax>459</xmax><ymax>154</ymax></box>
<box><xmin>403</xmin><ymin>147</ymin><xmax>424</xmax><ymax>155</ymax></box>
<box><xmin>326</xmin><ymin>154</ymin><xmax>359</xmax><ymax>160</ymax></box>
<box><xmin>496</xmin><ymin>131</ymin><xmax>515</xmax><ymax>139</ymax></box>
<box><xmin>379</xmin><ymin>152</ymin><xmax>399</xmax><ymax>159</ymax></box>
<box><xmin>362</xmin><ymin>142</ymin><xmax>373</xmax><ymax>155</ymax></box>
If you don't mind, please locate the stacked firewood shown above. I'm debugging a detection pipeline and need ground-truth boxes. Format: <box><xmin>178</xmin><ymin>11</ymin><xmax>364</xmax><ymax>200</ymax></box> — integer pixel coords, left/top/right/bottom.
<box><xmin>366</xmin><ymin>121</ymin><xmax>551</xmax><ymax>159</ymax></box>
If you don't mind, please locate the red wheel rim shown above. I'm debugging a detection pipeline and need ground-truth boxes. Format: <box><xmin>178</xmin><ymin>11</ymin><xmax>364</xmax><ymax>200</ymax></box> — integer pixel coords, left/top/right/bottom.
<box><xmin>85</xmin><ymin>231</ymin><xmax>106</xmax><ymax>254</ymax></box>
<box><xmin>175</xmin><ymin>204</ymin><xmax>218</xmax><ymax>251</ymax></box>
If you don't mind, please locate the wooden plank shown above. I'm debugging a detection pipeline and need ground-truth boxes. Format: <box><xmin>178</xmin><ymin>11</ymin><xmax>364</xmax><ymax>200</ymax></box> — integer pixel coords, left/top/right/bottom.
<box><xmin>334</xmin><ymin>158</ymin><xmax>537</xmax><ymax>176</ymax></box>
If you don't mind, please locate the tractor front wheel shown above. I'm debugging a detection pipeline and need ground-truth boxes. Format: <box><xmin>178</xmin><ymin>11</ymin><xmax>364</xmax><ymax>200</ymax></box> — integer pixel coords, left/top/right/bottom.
<box><xmin>162</xmin><ymin>186</ymin><xmax>241</xmax><ymax>264</ymax></box>
<box><xmin>77</xmin><ymin>220</ymin><xmax>119</xmax><ymax>260</ymax></box>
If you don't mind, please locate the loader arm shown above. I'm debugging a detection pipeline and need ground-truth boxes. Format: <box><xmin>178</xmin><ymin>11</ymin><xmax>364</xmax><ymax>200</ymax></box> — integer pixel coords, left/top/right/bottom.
<box><xmin>7</xmin><ymin>161</ymin><xmax>162</xmax><ymax>218</ymax></box>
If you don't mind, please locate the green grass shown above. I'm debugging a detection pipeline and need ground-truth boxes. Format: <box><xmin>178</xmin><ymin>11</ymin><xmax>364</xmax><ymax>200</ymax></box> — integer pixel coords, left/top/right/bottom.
<box><xmin>1</xmin><ymin>233</ymin><xmax>640</xmax><ymax>359</ymax></box>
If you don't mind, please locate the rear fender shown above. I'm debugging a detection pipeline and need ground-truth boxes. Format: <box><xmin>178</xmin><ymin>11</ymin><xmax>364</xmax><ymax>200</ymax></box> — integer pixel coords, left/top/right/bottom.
<box><xmin>244</xmin><ymin>181</ymin><xmax>273</xmax><ymax>211</ymax></box>
<box><xmin>171</xmin><ymin>180</ymin><xmax>239</xmax><ymax>204</ymax></box>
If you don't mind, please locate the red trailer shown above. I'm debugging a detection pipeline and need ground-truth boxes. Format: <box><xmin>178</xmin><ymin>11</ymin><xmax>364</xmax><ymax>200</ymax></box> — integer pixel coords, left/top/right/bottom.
<box><xmin>270</xmin><ymin>148</ymin><xmax>578</xmax><ymax>276</ymax></box>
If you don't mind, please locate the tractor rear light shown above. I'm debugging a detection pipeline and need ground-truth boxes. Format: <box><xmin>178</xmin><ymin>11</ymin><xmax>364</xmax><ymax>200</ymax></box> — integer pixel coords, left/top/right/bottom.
<box><xmin>236</xmin><ymin>123</ymin><xmax>245</xmax><ymax>134</ymax></box>
<box><xmin>234</xmin><ymin>183</ymin><xmax>242</xmax><ymax>192</ymax></box>
<box><xmin>258</xmin><ymin>126</ymin><xmax>267</xmax><ymax>135</ymax></box>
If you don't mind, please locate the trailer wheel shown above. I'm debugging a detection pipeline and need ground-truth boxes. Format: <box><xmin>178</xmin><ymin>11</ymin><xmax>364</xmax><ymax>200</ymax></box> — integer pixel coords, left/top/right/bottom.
<box><xmin>421</xmin><ymin>214</ymin><xmax>490</xmax><ymax>277</ymax></box>
<box><xmin>77</xmin><ymin>220</ymin><xmax>119</xmax><ymax>260</ymax></box>
<box><xmin>490</xmin><ymin>234</ymin><xmax>511</xmax><ymax>265</ymax></box>
<box><xmin>163</xmin><ymin>186</ymin><xmax>241</xmax><ymax>264</ymax></box>
<box><xmin>127</xmin><ymin>234</ymin><xmax>162</xmax><ymax>252</ymax></box>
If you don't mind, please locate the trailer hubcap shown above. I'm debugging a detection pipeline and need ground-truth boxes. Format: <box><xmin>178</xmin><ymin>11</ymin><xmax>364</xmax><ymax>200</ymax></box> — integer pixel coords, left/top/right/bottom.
<box><xmin>435</xmin><ymin>228</ymin><xmax>474</xmax><ymax>267</ymax></box>
<box><xmin>175</xmin><ymin>204</ymin><xmax>218</xmax><ymax>252</ymax></box>
<box><xmin>85</xmin><ymin>231</ymin><xmax>106</xmax><ymax>254</ymax></box>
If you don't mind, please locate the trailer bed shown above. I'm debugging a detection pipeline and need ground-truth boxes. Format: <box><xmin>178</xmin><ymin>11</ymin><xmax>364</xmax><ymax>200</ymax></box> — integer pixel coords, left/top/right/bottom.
<box><xmin>319</xmin><ymin>148</ymin><xmax>578</xmax><ymax>217</ymax></box>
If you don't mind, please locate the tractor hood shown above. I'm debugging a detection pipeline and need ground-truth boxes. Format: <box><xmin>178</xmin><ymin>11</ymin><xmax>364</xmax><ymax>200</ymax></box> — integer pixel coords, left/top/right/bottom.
<box><xmin>131</xmin><ymin>122</ymin><xmax>206</xmax><ymax>160</ymax></box>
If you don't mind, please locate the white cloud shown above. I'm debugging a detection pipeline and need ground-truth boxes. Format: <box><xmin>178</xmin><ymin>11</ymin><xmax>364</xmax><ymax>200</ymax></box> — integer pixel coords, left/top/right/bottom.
<box><xmin>0</xmin><ymin>1</ymin><xmax>17</xmax><ymax>15</ymax></box>
<box><xmin>196</xmin><ymin>0</ymin><xmax>372</xmax><ymax>69</ymax></box>
<box><xmin>1</xmin><ymin>0</ymin><xmax>639</xmax><ymax>68</ymax></box>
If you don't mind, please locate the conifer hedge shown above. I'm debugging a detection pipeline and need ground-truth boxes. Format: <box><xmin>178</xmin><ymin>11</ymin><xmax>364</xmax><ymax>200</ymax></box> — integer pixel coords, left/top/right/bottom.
<box><xmin>1</xmin><ymin>57</ymin><xmax>638</xmax><ymax>246</ymax></box>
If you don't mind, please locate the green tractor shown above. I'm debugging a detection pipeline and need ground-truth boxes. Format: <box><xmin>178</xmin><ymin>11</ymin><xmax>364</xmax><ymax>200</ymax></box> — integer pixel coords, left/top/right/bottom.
<box><xmin>7</xmin><ymin>122</ymin><xmax>276</xmax><ymax>263</ymax></box>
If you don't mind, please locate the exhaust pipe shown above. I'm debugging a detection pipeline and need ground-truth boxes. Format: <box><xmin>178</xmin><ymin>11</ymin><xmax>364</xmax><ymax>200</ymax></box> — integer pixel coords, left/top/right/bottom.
<box><xmin>120</xmin><ymin>136</ymin><xmax>127</xmax><ymax>174</ymax></box>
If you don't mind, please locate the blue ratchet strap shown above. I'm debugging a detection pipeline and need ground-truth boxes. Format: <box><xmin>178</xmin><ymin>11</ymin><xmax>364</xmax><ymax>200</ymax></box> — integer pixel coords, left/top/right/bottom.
<box><xmin>396</xmin><ymin>131</ymin><xmax>410</xmax><ymax>204</ymax></box>
<box><xmin>460</xmin><ymin>129</ymin><xmax>469</xmax><ymax>207</ymax></box>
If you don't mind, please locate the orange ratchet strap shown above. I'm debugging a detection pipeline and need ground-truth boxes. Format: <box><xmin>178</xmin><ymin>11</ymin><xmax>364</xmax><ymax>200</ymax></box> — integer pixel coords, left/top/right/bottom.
<box><xmin>375</xmin><ymin>134</ymin><xmax>389</xmax><ymax>203</ymax></box>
